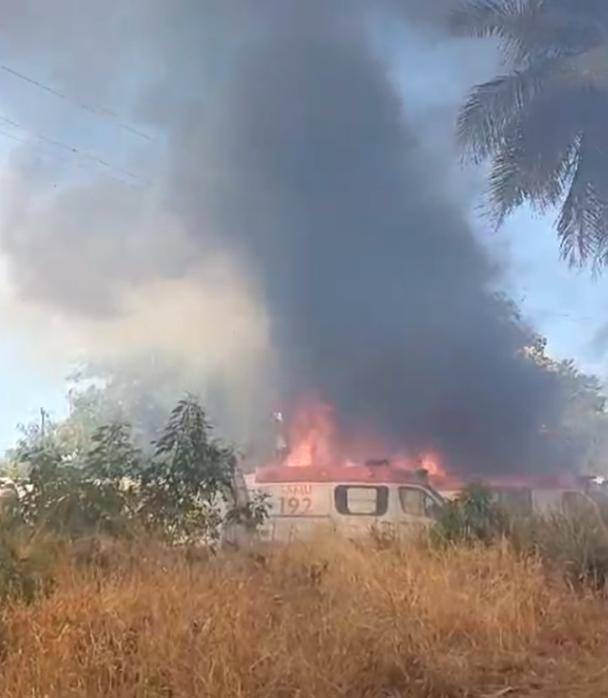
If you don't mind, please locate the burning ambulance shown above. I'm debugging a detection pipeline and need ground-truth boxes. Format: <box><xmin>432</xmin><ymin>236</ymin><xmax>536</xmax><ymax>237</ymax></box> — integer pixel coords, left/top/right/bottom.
<box><xmin>243</xmin><ymin>461</ymin><xmax>444</xmax><ymax>543</ymax></box>
<box><xmin>232</xmin><ymin>402</ymin><xmax>608</xmax><ymax>544</ymax></box>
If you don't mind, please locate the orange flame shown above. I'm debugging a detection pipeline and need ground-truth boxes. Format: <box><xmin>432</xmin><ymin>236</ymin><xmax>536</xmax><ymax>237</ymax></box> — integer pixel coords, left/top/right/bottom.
<box><xmin>285</xmin><ymin>400</ymin><xmax>338</xmax><ymax>468</ymax></box>
<box><xmin>271</xmin><ymin>400</ymin><xmax>584</xmax><ymax>495</ymax></box>
<box><xmin>419</xmin><ymin>452</ymin><xmax>444</xmax><ymax>478</ymax></box>
<box><xmin>280</xmin><ymin>400</ymin><xmax>450</xmax><ymax>484</ymax></box>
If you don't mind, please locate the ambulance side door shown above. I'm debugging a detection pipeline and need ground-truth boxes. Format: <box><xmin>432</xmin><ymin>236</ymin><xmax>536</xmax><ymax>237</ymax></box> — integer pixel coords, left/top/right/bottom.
<box><xmin>397</xmin><ymin>486</ymin><xmax>442</xmax><ymax>537</ymax></box>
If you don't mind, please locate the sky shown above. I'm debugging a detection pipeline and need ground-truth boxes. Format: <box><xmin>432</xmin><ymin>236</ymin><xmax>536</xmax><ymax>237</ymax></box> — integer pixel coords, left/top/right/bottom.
<box><xmin>494</xmin><ymin>212</ymin><xmax>607</xmax><ymax>373</ymax></box>
<box><xmin>385</xmin><ymin>22</ymin><xmax>608</xmax><ymax>372</ymax></box>
<box><xmin>0</xmin><ymin>3</ymin><xmax>606</xmax><ymax>456</ymax></box>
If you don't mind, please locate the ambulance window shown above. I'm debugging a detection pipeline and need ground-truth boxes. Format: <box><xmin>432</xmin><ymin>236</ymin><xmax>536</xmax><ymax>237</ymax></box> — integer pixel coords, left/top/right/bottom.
<box><xmin>399</xmin><ymin>487</ymin><xmax>439</xmax><ymax>518</ymax></box>
<box><xmin>334</xmin><ymin>486</ymin><xmax>388</xmax><ymax>516</ymax></box>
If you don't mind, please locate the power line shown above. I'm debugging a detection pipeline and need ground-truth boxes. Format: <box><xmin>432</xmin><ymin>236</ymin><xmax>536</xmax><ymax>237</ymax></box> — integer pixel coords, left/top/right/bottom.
<box><xmin>0</xmin><ymin>124</ymin><xmax>75</xmax><ymax>168</ymax></box>
<box><xmin>0</xmin><ymin>124</ymin><xmax>143</xmax><ymax>188</ymax></box>
<box><xmin>0</xmin><ymin>113</ymin><xmax>149</xmax><ymax>186</ymax></box>
<box><xmin>0</xmin><ymin>126</ymin><xmax>26</xmax><ymax>146</ymax></box>
<box><xmin>1</xmin><ymin>64</ymin><xmax>154</xmax><ymax>143</ymax></box>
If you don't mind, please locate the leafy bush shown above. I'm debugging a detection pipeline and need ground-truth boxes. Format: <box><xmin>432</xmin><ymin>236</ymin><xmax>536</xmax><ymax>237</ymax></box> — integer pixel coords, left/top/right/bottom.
<box><xmin>433</xmin><ymin>484</ymin><xmax>510</xmax><ymax>545</ymax></box>
<box><xmin>225</xmin><ymin>491</ymin><xmax>271</xmax><ymax>530</ymax></box>
<box><xmin>84</xmin><ymin>423</ymin><xmax>142</xmax><ymax>483</ymax></box>
<box><xmin>18</xmin><ymin>439</ymin><xmax>131</xmax><ymax>539</ymax></box>
<box><xmin>9</xmin><ymin>396</ymin><xmax>267</xmax><ymax>548</ymax></box>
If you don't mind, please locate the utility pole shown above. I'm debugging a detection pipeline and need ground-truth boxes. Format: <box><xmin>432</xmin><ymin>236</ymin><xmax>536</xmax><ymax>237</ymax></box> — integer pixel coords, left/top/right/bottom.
<box><xmin>272</xmin><ymin>411</ymin><xmax>288</xmax><ymax>461</ymax></box>
<box><xmin>40</xmin><ymin>408</ymin><xmax>46</xmax><ymax>442</ymax></box>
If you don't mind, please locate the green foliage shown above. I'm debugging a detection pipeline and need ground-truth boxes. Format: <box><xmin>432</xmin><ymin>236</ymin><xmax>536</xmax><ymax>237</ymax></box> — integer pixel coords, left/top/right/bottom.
<box><xmin>138</xmin><ymin>396</ymin><xmax>237</xmax><ymax>543</ymax></box>
<box><xmin>152</xmin><ymin>396</ymin><xmax>235</xmax><ymax>502</ymax></box>
<box><xmin>18</xmin><ymin>441</ymin><xmax>129</xmax><ymax>538</ymax></box>
<box><xmin>453</xmin><ymin>0</ymin><xmax>608</xmax><ymax>267</ymax></box>
<box><xmin>523</xmin><ymin>336</ymin><xmax>608</xmax><ymax>474</ymax></box>
<box><xmin>84</xmin><ymin>423</ymin><xmax>142</xmax><ymax>483</ymax></box>
<box><xmin>433</xmin><ymin>484</ymin><xmax>510</xmax><ymax>545</ymax></box>
<box><xmin>9</xmin><ymin>394</ymin><xmax>263</xmax><ymax>548</ymax></box>
<box><xmin>225</xmin><ymin>491</ymin><xmax>271</xmax><ymax>530</ymax></box>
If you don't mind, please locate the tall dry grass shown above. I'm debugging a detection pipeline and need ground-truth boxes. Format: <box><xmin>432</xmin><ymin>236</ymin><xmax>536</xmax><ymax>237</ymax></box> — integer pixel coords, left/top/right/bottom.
<box><xmin>0</xmin><ymin>536</ymin><xmax>607</xmax><ymax>697</ymax></box>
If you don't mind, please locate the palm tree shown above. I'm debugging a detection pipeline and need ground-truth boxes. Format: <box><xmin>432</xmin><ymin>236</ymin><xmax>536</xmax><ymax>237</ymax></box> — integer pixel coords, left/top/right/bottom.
<box><xmin>453</xmin><ymin>0</ymin><xmax>608</xmax><ymax>266</ymax></box>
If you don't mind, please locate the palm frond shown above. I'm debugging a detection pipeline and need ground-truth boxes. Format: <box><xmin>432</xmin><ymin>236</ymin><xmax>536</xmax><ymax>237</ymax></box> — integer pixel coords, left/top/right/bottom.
<box><xmin>513</xmin><ymin>89</ymin><xmax>584</xmax><ymax>206</ymax></box>
<box><xmin>528</xmin><ymin>146</ymin><xmax>578</xmax><ymax>211</ymax></box>
<box><xmin>557</xmin><ymin>134</ymin><xmax>608</xmax><ymax>266</ymax></box>
<box><xmin>483</xmin><ymin>86</ymin><xmax>608</xmax><ymax>263</ymax></box>
<box><xmin>457</xmin><ymin>66</ymin><xmax>550</xmax><ymax>163</ymax></box>
<box><xmin>485</xmin><ymin>136</ymin><xmax>575</xmax><ymax>227</ymax></box>
<box><xmin>483</xmin><ymin>89</ymin><xmax>584</xmax><ymax>227</ymax></box>
<box><xmin>486</xmin><ymin>134</ymin><xmax>527</xmax><ymax>226</ymax></box>
<box><xmin>456</xmin><ymin>0</ymin><xmax>608</xmax><ymax>268</ymax></box>
<box><xmin>451</xmin><ymin>0</ymin><xmax>538</xmax><ymax>39</ymax></box>
<box><xmin>451</xmin><ymin>0</ymin><xmax>545</xmax><ymax>63</ymax></box>
<box><xmin>452</xmin><ymin>0</ymin><xmax>608</xmax><ymax>65</ymax></box>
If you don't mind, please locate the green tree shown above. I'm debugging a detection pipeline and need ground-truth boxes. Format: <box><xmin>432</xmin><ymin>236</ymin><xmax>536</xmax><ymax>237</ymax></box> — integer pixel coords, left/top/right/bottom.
<box><xmin>6</xmin><ymin>395</ymin><xmax>264</xmax><ymax>546</ymax></box>
<box><xmin>17</xmin><ymin>439</ymin><xmax>128</xmax><ymax>538</ymax></box>
<box><xmin>453</xmin><ymin>0</ymin><xmax>608</xmax><ymax>266</ymax></box>
<box><xmin>138</xmin><ymin>396</ymin><xmax>238</xmax><ymax>543</ymax></box>
<box><xmin>522</xmin><ymin>336</ymin><xmax>608</xmax><ymax>474</ymax></box>
<box><xmin>84</xmin><ymin>423</ymin><xmax>142</xmax><ymax>484</ymax></box>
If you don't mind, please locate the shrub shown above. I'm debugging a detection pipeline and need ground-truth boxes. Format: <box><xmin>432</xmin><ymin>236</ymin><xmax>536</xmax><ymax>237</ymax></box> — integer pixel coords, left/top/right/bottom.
<box><xmin>10</xmin><ymin>397</ymin><xmax>268</xmax><ymax>547</ymax></box>
<box><xmin>433</xmin><ymin>484</ymin><xmax>510</xmax><ymax>545</ymax></box>
<box><xmin>18</xmin><ymin>441</ymin><xmax>131</xmax><ymax>539</ymax></box>
<box><xmin>225</xmin><ymin>491</ymin><xmax>271</xmax><ymax>530</ymax></box>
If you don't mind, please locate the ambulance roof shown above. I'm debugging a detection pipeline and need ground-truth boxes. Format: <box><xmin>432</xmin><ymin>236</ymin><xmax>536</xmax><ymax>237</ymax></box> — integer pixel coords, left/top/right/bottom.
<box><xmin>254</xmin><ymin>464</ymin><xmax>428</xmax><ymax>485</ymax></box>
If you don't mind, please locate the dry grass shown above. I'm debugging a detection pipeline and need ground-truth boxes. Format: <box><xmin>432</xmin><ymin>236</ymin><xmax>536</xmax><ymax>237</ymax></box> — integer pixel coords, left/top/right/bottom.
<box><xmin>0</xmin><ymin>536</ymin><xmax>607</xmax><ymax>697</ymax></box>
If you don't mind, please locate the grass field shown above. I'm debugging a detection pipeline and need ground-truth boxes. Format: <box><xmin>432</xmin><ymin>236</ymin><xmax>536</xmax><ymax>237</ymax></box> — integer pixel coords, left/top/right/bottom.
<box><xmin>0</xmin><ymin>536</ymin><xmax>607</xmax><ymax>697</ymax></box>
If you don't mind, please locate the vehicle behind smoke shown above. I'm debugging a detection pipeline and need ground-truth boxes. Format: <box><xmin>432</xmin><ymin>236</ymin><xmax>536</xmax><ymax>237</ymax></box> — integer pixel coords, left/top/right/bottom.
<box><xmin>438</xmin><ymin>482</ymin><xmax>607</xmax><ymax>520</ymax></box>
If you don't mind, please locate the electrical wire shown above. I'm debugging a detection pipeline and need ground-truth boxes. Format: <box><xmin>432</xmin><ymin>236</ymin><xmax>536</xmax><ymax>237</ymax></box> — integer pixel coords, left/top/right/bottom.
<box><xmin>1</xmin><ymin>64</ymin><xmax>154</xmax><ymax>142</ymax></box>
<box><xmin>0</xmin><ymin>113</ymin><xmax>149</xmax><ymax>186</ymax></box>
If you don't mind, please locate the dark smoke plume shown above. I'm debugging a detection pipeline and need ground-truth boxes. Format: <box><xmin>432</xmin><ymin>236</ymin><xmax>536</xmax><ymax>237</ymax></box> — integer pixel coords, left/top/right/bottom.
<box><xmin>155</xmin><ymin>1</ymin><xmax>570</xmax><ymax>475</ymax></box>
<box><xmin>0</xmin><ymin>1</ymin><xmax>576</xmax><ymax>475</ymax></box>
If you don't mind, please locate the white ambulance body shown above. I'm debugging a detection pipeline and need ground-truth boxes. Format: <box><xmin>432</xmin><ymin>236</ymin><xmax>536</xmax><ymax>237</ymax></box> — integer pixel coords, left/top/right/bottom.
<box><xmin>490</xmin><ymin>485</ymin><xmax>603</xmax><ymax>517</ymax></box>
<box><xmin>245</xmin><ymin>464</ymin><xmax>444</xmax><ymax>543</ymax></box>
<box><xmin>437</xmin><ymin>484</ymin><xmax>602</xmax><ymax>517</ymax></box>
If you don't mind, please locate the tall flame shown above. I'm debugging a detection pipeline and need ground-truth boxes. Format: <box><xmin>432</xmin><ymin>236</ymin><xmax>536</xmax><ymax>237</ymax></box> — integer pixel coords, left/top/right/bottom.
<box><xmin>268</xmin><ymin>400</ymin><xmax>585</xmax><ymax>495</ymax></box>
<box><xmin>279</xmin><ymin>399</ymin><xmax>449</xmax><ymax>482</ymax></box>
<box><xmin>285</xmin><ymin>400</ymin><xmax>337</xmax><ymax>468</ymax></box>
